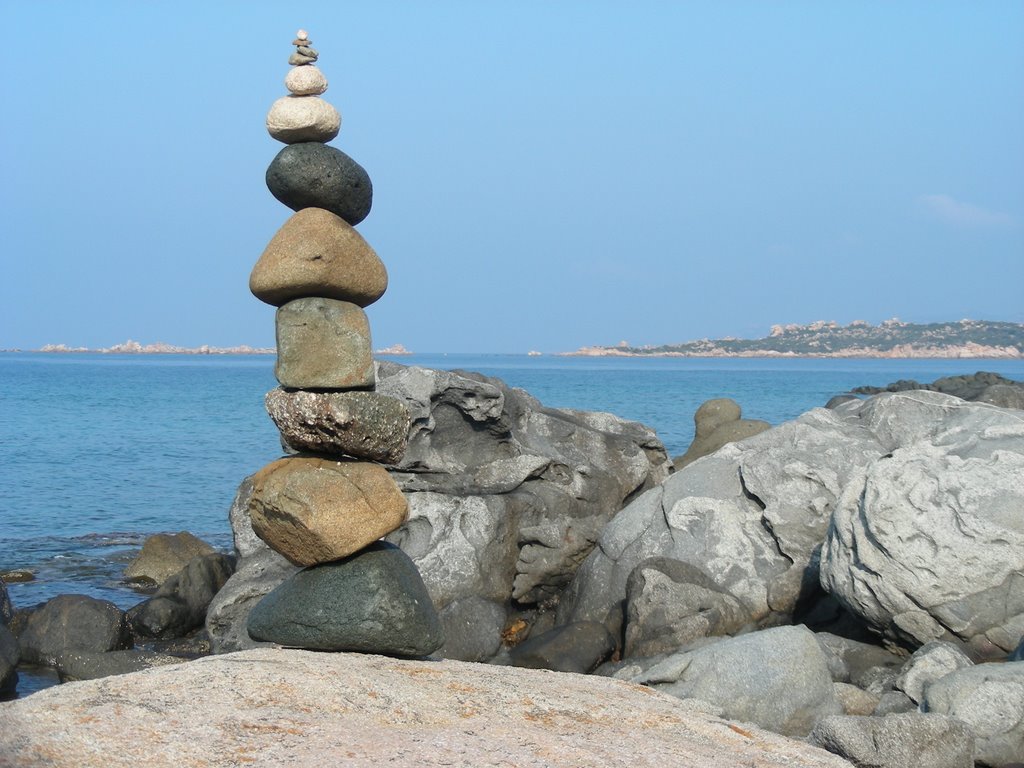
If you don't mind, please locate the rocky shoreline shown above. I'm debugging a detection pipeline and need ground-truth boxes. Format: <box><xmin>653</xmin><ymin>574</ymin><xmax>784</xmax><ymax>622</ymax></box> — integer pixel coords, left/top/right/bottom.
<box><xmin>2</xmin><ymin>366</ymin><xmax>1023</xmax><ymax>766</ymax></box>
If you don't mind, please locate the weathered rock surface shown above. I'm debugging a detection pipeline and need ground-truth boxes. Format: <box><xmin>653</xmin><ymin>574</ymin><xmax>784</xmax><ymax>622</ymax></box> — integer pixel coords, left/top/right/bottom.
<box><xmin>559</xmin><ymin>404</ymin><xmax>883</xmax><ymax>634</ymax></box>
<box><xmin>813</xmin><ymin>632</ymin><xmax>905</xmax><ymax>687</ymax></box>
<box><xmin>209</xmin><ymin>362</ymin><xmax>670</xmax><ymax>659</ymax></box>
<box><xmin>632</xmin><ymin>625</ymin><xmax>842</xmax><ymax>738</ymax></box>
<box><xmin>249</xmin><ymin>207</ymin><xmax>387</xmax><ymax>308</ymax></box>
<box><xmin>266</xmin><ymin>142</ymin><xmax>372</xmax><ymax>226</ymax></box>
<box><xmin>206</xmin><ymin>547</ymin><xmax>298</xmax><ymax>653</ymax></box>
<box><xmin>435</xmin><ymin>596</ymin><xmax>506</xmax><ymax>662</ymax></box>
<box><xmin>284</xmin><ymin>65</ymin><xmax>327</xmax><ymax>95</ymax></box>
<box><xmin>921</xmin><ymin>662</ymin><xmax>1024</xmax><ymax>767</ymax></box>
<box><xmin>247</xmin><ymin>543</ymin><xmax>442</xmax><ymax>657</ymax></box>
<box><xmin>673</xmin><ymin>398</ymin><xmax>770</xmax><ymax>469</ymax></box>
<box><xmin>851</xmin><ymin>370</ymin><xmax>1024</xmax><ymax>407</ymax></box>
<box><xmin>624</xmin><ymin>557</ymin><xmax>750</xmax><ymax>657</ymax></box>
<box><xmin>0</xmin><ymin>625</ymin><xmax>19</xmax><ymax>695</ymax></box>
<box><xmin>832</xmin><ymin>683</ymin><xmax>878</xmax><ymax>716</ymax></box>
<box><xmin>507</xmin><ymin>621</ymin><xmax>616</xmax><ymax>674</ymax></box>
<box><xmin>123</xmin><ymin>531</ymin><xmax>215</xmax><ymax>586</ymax></box>
<box><xmin>0</xmin><ymin>648</ymin><xmax>854</xmax><ymax>768</ymax></box>
<box><xmin>0</xmin><ymin>582</ymin><xmax>11</xmax><ymax>626</ymax></box>
<box><xmin>894</xmin><ymin>641</ymin><xmax>973</xmax><ymax>704</ymax></box>
<box><xmin>266</xmin><ymin>95</ymin><xmax>340</xmax><ymax>143</ymax></box>
<box><xmin>128</xmin><ymin>553</ymin><xmax>236</xmax><ymax>639</ymax></box>
<box><xmin>18</xmin><ymin>595</ymin><xmax>132</xmax><ymax>666</ymax></box>
<box><xmin>820</xmin><ymin>392</ymin><xmax>1024</xmax><ymax>657</ymax></box>
<box><xmin>265</xmin><ymin>387</ymin><xmax>410</xmax><ymax>463</ymax></box>
<box><xmin>275</xmin><ymin>297</ymin><xmax>375</xmax><ymax>390</ymax></box>
<box><xmin>248</xmin><ymin>457</ymin><xmax>407</xmax><ymax>566</ymax></box>
<box><xmin>54</xmin><ymin>649</ymin><xmax>184</xmax><ymax>683</ymax></box>
<box><xmin>810</xmin><ymin>712</ymin><xmax>975</xmax><ymax>768</ymax></box>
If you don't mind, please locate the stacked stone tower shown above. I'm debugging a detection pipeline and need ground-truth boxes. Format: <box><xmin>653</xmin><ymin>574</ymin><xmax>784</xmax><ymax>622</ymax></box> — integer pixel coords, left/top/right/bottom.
<box><xmin>243</xmin><ymin>32</ymin><xmax>442</xmax><ymax>657</ymax></box>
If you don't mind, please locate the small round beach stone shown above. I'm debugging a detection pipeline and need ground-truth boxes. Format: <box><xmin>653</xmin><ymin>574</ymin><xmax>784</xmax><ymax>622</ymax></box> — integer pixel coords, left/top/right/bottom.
<box><xmin>250</xmin><ymin>208</ymin><xmax>387</xmax><ymax>308</ymax></box>
<box><xmin>248</xmin><ymin>458</ymin><xmax>408</xmax><ymax>567</ymax></box>
<box><xmin>266</xmin><ymin>96</ymin><xmax>340</xmax><ymax>144</ymax></box>
<box><xmin>266</xmin><ymin>142</ymin><xmax>372</xmax><ymax>226</ymax></box>
<box><xmin>285</xmin><ymin>66</ymin><xmax>328</xmax><ymax>96</ymax></box>
<box><xmin>274</xmin><ymin>297</ymin><xmax>374</xmax><ymax>390</ymax></box>
<box><xmin>265</xmin><ymin>387</ymin><xmax>411</xmax><ymax>464</ymax></box>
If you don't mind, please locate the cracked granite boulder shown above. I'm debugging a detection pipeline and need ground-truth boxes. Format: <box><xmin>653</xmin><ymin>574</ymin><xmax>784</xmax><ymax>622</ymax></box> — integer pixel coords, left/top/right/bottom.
<box><xmin>557</xmin><ymin>403</ymin><xmax>884</xmax><ymax>640</ymax></box>
<box><xmin>560</xmin><ymin>391</ymin><xmax>1024</xmax><ymax>662</ymax></box>
<box><xmin>208</xmin><ymin>361</ymin><xmax>670</xmax><ymax>656</ymax></box>
<box><xmin>821</xmin><ymin>391</ymin><xmax>1024</xmax><ymax>659</ymax></box>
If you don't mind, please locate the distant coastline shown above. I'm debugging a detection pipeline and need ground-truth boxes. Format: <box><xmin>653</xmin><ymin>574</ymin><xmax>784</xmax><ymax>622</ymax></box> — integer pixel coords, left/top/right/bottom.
<box><xmin>561</xmin><ymin>319</ymin><xmax>1024</xmax><ymax>359</ymax></box>
<box><xmin>7</xmin><ymin>340</ymin><xmax>417</xmax><ymax>356</ymax></box>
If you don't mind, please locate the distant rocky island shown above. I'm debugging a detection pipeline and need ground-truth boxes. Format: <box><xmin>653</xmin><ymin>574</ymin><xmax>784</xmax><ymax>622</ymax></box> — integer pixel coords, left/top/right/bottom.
<box><xmin>34</xmin><ymin>340</ymin><xmax>276</xmax><ymax>355</ymax></box>
<box><xmin>565</xmin><ymin>319</ymin><xmax>1024</xmax><ymax>358</ymax></box>
<box><xmin>24</xmin><ymin>340</ymin><xmax>415</xmax><ymax>355</ymax></box>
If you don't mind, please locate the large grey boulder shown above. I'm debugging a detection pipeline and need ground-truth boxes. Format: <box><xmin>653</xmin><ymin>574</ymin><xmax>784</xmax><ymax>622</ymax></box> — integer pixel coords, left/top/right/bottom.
<box><xmin>1</xmin><ymin>581</ymin><xmax>12</xmax><ymax>625</ymax></box>
<box><xmin>129</xmin><ymin>553</ymin><xmax>236</xmax><ymax>639</ymax></box>
<box><xmin>894</xmin><ymin>641</ymin><xmax>973</xmax><ymax>704</ymax></box>
<box><xmin>623</xmin><ymin>557</ymin><xmax>750</xmax><ymax>657</ymax></box>
<box><xmin>558</xmin><ymin>405</ymin><xmax>883</xmax><ymax>635</ymax></box>
<box><xmin>630</xmin><ymin>625</ymin><xmax>841</xmax><ymax>738</ymax></box>
<box><xmin>813</xmin><ymin>632</ymin><xmax>905</xmax><ymax>686</ymax></box>
<box><xmin>0</xmin><ymin>624</ymin><xmax>19</xmax><ymax>696</ymax></box>
<box><xmin>921</xmin><ymin>662</ymin><xmax>1024</xmax><ymax>767</ymax></box>
<box><xmin>209</xmin><ymin>362</ymin><xmax>670</xmax><ymax>658</ymax></box>
<box><xmin>810</xmin><ymin>712</ymin><xmax>975</xmax><ymax>768</ymax></box>
<box><xmin>18</xmin><ymin>595</ymin><xmax>132</xmax><ymax>666</ymax></box>
<box><xmin>820</xmin><ymin>392</ymin><xmax>1024</xmax><ymax>657</ymax></box>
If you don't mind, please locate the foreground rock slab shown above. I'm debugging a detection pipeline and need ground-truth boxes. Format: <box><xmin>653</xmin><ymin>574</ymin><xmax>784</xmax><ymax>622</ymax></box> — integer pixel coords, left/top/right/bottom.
<box><xmin>0</xmin><ymin>648</ymin><xmax>853</xmax><ymax>768</ymax></box>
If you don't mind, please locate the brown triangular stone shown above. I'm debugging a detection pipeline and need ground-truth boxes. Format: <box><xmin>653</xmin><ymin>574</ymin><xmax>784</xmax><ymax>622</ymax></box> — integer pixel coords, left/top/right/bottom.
<box><xmin>250</xmin><ymin>208</ymin><xmax>387</xmax><ymax>307</ymax></box>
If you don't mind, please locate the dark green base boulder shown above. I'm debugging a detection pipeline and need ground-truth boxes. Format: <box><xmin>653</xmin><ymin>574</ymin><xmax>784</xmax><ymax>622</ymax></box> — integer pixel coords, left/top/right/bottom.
<box><xmin>247</xmin><ymin>542</ymin><xmax>442</xmax><ymax>657</ymax></box>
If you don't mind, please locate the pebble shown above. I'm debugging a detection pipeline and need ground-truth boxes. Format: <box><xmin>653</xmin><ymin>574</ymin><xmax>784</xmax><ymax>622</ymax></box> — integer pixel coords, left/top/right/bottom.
<box><xmin>289</xmin><ymin>52</ymin><xmax>318</xmax><ymax>66</ymax></box>
<box><xmin>250</xmin><ymin>207</ymin><xmax>387</xmax><ymax>308</ymax></box>
<box><xmin>266</xmin><ymin>95</ymin><xmax>340</xmax><ymax>144</ymax></box>
<box><xmin>266</xmin><ymin>142</ymin><xmax>372</xmax><ymax>225</ymax></box>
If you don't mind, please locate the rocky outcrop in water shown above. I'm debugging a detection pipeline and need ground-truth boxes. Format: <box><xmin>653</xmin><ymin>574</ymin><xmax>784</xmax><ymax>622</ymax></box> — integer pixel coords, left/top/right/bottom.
<box><xmin>836</xmin><ymin>370</ymin><xmax>1024</xmax><ymax>409</ymax></box>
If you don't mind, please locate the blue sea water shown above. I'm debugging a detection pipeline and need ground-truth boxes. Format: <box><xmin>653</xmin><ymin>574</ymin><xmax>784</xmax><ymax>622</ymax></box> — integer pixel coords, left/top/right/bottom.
<box><xmin>2</xmin><ymin>351</ymin><xmax>1023</xmax><ymax>616</ymax></box>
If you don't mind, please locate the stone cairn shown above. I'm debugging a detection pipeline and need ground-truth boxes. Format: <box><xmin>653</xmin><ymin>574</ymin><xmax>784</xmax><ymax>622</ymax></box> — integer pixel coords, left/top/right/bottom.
<box><xmin>243</xmin><ymin>31</ymin><xmax>442</xmax><ymax>657</ymax></box>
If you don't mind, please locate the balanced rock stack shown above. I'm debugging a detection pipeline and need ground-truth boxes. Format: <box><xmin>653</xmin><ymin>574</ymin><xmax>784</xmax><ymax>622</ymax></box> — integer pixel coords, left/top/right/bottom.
<box><xmin>243</xmin><ymin>32</ymin><xmax>442</xmax><ymax>658</ymax></box>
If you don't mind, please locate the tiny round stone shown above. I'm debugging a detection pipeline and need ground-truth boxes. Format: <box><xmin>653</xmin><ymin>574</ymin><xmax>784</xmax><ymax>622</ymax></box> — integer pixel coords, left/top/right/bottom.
<box><xmin>285</xmin><ymin>66</ymin><xmax>328</xmax><ymax>96</ymax></box>
<box><xmin>297</xmin><ymin>29</ymin><xmax>309</xmax><ymax>41</ymax></box>
<box><xmin>266</xmin><ymin>96</ymin><xmax>340</xmax><ymax>144</ymax></box>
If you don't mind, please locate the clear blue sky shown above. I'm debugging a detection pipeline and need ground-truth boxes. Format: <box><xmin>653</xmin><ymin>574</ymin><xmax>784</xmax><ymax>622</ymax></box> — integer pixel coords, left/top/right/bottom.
<box><xmin>2</xmin><ymin>2</ymin><xmax>1022</xmax><ymax>353</ymax></box>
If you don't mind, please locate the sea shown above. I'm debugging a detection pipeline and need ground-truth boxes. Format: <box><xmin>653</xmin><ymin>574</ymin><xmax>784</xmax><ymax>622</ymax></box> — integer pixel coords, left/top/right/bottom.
<box><xmin>2</xmin><ymin>352</ymin><xmax>1023</xmax><ymax>690</ymax></box>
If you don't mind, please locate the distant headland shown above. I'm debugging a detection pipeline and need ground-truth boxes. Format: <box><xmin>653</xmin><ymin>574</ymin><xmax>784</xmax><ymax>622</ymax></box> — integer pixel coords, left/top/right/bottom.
<box><xmin>563</xmin><ymin>319</ymin><xmax>1024</xmax><ymax>358</ymax></box>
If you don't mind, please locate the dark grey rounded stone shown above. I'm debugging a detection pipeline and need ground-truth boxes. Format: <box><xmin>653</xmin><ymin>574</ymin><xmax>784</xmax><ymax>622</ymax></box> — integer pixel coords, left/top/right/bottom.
<box><xmin>247</xmin><ymin>542</ymin><xmax>442</xmax><ymax>657</ymax></box>
<box><xmin>266</xmin><ymin>143</ymin><xmax>373</xmax><ymax>225</ymax></box>
<box><xmin>18</xmin><ymin>594</ymin><xmax>132</xmax><ymax>666</ymax></box>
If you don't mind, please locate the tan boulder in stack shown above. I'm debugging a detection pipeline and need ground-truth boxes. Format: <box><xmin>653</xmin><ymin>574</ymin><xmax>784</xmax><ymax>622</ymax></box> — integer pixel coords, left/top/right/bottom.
<box><xmin>242</xmin><ymin>31</ymin><xmax>442</xmax><ymax>658</ymax></box>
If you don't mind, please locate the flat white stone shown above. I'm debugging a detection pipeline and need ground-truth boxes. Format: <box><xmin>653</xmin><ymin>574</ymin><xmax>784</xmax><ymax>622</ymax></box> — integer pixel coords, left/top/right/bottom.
<box><xmin>266</xmin><ymin>95</ymin><xmax>340</xmax><ymax>144</ymax></box>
